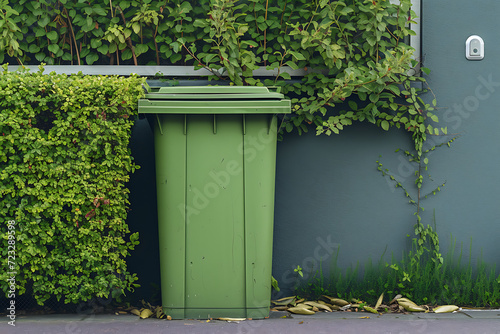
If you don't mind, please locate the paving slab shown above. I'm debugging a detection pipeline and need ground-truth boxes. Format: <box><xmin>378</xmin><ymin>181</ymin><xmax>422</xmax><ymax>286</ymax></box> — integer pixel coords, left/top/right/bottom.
<box><xmin>462</xmin><ymin>309</ymin><xmax>500</xmax><ymax>319</ymax></box>
<box><xmin>415</xmin><ymin>311</ymin><xmax>471</xmax><ymax>320</ymax></box>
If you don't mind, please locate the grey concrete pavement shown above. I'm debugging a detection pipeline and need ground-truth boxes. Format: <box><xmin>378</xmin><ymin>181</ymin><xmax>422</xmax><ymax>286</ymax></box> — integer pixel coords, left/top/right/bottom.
<box><xmin>3</xmin><ymin>309</ymin><xmax>500</xmax><ymax>334</ymax></box>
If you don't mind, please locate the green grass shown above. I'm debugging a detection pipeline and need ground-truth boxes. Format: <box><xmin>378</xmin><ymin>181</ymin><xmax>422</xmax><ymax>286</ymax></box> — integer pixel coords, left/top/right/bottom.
<box><xmin>295</xmin><ymin>236</ymin><xmax>500</xmax><ymax>307</ymax></box>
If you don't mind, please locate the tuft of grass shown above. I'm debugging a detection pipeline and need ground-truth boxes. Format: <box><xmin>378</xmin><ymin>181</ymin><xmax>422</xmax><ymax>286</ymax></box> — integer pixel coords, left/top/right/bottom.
<box><xmin>295</xmin><ymin>235</ymin><xmax>500</xmax><ymax>307</ymax></box>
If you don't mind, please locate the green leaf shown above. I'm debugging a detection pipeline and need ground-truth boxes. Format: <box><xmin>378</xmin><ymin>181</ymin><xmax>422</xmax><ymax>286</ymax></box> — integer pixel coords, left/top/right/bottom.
<box><xmin>279</xmin><ymin>72</ymin><xmax>291</xmax><ymax>80</ymax></box>
<box><xmin>340</xmin><ymin>6</ymin><xmax>354</xmax><ymax>15</ymax></box>
<box><xmin>135</xmin><ymin>44</ymin><xmax>149</xmax><ymax>56</ymax></box>
<box><xmin>387</xmin><ymin>85</ymin><xmax>400</xmax><ymax>96</ymax></box>
<box><xmin>170</xmin><ymin>41</ymin><xmax>181</xmax><ymax>53</ymax></box>
<box><xmin>93</xmin><ymin>7</ymin><xmax>107</xmax><ymax>16</ymax></box>
<box><xmin>48</xmin><ymin>44</ymin><xmax>60</xmax><ymax>54</ymax></box>
<box><xmin>39</xmin><ymin>16</ymin><xmax>50</xmax><ymax>27</ymax></box>
<box><xmin>289</xmin><ymin>50</ymin><xmax>306</xmax><ymax>61</ymax></box>
<box><xmin>421</xmin><ymin>67</ymin><xmax>431</xmax><ymax>75</ymax></box>
<box><xmin>366</xmin><ymin>35</ymin><xmax>377</xmax><ymax>47</ymax></box>
<box><xmin>46</xmin><ymin>31</ymin><xmax>58</xmax><ymax>41</ymax></box>
<box><xmin>35</xmin><ymin>52</ymin><xmax>46</xmax><ymax>62</ymax></box>
<box><xmin>381</xmin><ymin>120</ymin><xmax>389</xmax><ymax>131</ymax></box>
<box><xmin>90</xmin><ymin>38</ymin><xmax>101</xmax><ymax>49</ymax></box>
<box><xmin>193</xmin><ymin>19</ymin><xmax>208</xmax><ymax>28</ymax></box>
<box><xmin>97</xmin><ymin>44</ymin><xmax>109</xmax><ymax>54</ymax></box>
<box><xmin>29</xmin><ymin>44</ymin><xmax>41</xmax><ymax>53</ymax></box>
<box><xmin>132</xmin><ymin>22</ymin><xmax>141</xmax><ymax>35</ymax></box>
<box><xmin>285</xmin><ymin>61</ymin><xmax>298</xmax><ymax>70</ymax></box>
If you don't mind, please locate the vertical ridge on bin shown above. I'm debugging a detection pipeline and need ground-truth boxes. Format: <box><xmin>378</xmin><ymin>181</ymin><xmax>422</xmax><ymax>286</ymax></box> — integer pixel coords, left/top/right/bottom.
<box><xmin>183</xmin><ymin>115</ymin><xmax>188</xmax><ymax>319</ymax></box>
<box><xmin>241</xmin><ymin>114</ymin><xmax>248</xmax><ymax>318</ymax></box>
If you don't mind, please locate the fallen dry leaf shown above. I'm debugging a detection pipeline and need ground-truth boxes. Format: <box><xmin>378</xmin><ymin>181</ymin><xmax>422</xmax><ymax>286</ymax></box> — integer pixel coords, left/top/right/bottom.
<box><xmin>288</xmin><ymin>306</ymin><xmax>315</xmax><ymax>315</ymax></box>
<box><xmin>433</xmin><ymin>305</ymin><xmax>460</xmax><ymax>313</ymax></box>
<box><xmin>218</xmin><ymin>317</ymin><xmax>246</xmax><ymax>322</ymax></box>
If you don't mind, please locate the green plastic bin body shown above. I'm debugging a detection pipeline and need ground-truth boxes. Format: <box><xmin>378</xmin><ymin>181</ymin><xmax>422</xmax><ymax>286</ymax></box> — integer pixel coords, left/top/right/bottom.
<box><xmin>138</xmin><ymin>86</ymin><xmax>290</xmax><ymax>319</ymax></box>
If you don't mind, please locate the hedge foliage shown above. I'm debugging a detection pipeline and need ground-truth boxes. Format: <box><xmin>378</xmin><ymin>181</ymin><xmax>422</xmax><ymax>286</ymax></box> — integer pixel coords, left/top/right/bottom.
<box><xmin>0</xmin><ymin>66</ymin><xmax>145</xmax><ymax>304</ymax></box>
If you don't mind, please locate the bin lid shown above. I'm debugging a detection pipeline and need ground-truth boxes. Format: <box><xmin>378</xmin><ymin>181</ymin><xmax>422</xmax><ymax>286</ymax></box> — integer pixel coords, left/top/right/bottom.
<box><xmin>139</xmin><ymin>86</ymin><xmax>291</xmax><ymax>114</ymax></box>
<box><xmin>144</xmin><ymin>86</ymin><xmax>285</xmax><ymax>100</ymax></box>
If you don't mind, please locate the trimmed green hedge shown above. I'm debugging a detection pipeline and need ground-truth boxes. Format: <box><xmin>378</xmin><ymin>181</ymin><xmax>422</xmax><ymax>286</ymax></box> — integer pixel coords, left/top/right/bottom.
<box><xmin>0</xmin><ymin>66</ymin><xmax>145</xmax><ymax>304</ymax></box>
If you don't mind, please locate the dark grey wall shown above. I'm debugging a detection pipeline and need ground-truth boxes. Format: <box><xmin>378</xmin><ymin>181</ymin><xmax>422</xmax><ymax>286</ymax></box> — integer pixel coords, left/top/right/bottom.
<box><xmin>272</xmin><ymin>123</ymin><xmax>417</xmax><ymax>296</ymax></box>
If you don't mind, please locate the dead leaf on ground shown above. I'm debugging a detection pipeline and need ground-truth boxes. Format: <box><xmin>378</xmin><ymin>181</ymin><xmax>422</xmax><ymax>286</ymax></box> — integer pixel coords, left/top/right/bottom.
<box><xmin>433</xmin><ymin>305</ymin><xmax>460</xmax><ymax>313</ymax></box>
<box><xmin>218</xmin><ymin>317</ymin><xmax>246</xmax><ymax>322</ymax></box>
<box><xmin>363</xmin><ymin>306</ymin><xmax>379</xmax><ymax>314</ymax></box>
<box><xmin>304</xmin><ymin>301</ymin><xmax>332</xmax><ymax>312</ymax></box>
<box><xmin>389</xmin><ymin>294</ymin><xmax>403</xmax><ymax>304</ymax></box>
<box><xmin>375</xmin><ymin>292</ymin><xmax>384</xmax><ymax>310</ymax></box>
<box><xmin>271</xmin><ymin>296</ymin><xmax>296</xmax><ymax>306</ymax></box>
<box><xmin>288</xmin><ymin>306</ymin><xmax>315</xmax><ymax>315</ymax></box>
<box><xmin>139</xmin><ymin>309</ymin><xmax>154</xmax><ymax>319</ymax></box>
<box><xmin>322</xmin><ymin>296</ymin><xmax>349</xmax><ymax>306</ymax></box>
<box><xmin>271</xmin><ymin>306</ymin><xmax>289</xmax><ymax>311</ymax></box>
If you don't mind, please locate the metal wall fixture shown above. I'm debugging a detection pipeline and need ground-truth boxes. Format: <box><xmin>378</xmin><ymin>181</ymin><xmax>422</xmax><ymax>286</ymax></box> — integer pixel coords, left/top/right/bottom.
<box><xmin>465</xmin><ymin>35</ymin><xmax>485</xmax><ymax>60</ymax></box>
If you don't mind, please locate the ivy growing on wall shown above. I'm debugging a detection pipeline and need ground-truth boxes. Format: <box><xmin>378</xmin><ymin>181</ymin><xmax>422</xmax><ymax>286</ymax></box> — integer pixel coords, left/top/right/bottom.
<box><xmin>0</xmin><ymin>66</ymin><xmax>145</xmax><ymax>304</ymax></box>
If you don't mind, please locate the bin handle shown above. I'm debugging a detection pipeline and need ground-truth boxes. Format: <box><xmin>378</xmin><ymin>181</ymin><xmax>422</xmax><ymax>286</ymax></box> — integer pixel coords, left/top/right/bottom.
<box><xmin>242</xmin><ymin>115</ymin><xmax>246</xmax><ymax>135</ymax></box>
<box><xmin>155</xmin><ymin>114</ymin><xmax>163</xmax><ymax>135</ymax></box>
<box><xmin>184</xmin><ymin>115</ymin><xmax>187</xmax><ymax>135</ymax></box>
<box><xmin>268</xmin><ymin>115</ymin><xmax>273</xmax><ymax>134</ymax></box>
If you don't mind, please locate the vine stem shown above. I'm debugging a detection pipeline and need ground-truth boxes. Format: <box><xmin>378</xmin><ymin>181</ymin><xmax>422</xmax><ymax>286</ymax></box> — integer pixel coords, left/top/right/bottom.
<box><xmin>347</xmin><ymin>72</ymin><xmax>388</xmax><ymax>87</ymax></box>
<box><xmin>263</xmin><ymin>0</ymin><xmax>269</xmax><ymax>66</ymax></box>
<box><xmin>386</xmin><ymin>26</ymin><xmax>397</xmax><ymax>40</ymax></box>
<box><xmin>181</xmin><ymin>43</ymin><xmax>224</xmax><ymax>79</ymax></box>
<box><xmin>62</xmin><ymin>8</ymin><xmax>80</xmax><ymax>65</ymax></box>
<box><xmin>274</xmin><ymin>48</ymin><xmax>287</xmax><ymax>84</ymax></box>
<box><xmin>329</xmin><ymin>2</ymin><xmax>350</xmax><ymax>51</ymax></box>
<box><xmin>395</xmin><ymin>6</ymin><xmax>400</xmax><ymax>47</ymax></box>
<box><xmin>154</xmin><ymin>24</ymin><xmax>160</xmax><ymax>65</ymax></box>
<box><xmin>305</xmin><ymin>2</ymin><xmax>320</xmax><ymax>32</ymax></box>
<box><xmin>279</xmin><ymin>0</ymin><xmax>288</xmax><ymax>27</ymax></box>
<box><xmin>117</xmin><ymin>6</ymin><xmax>138</xmax><ymax>66</ymax></box>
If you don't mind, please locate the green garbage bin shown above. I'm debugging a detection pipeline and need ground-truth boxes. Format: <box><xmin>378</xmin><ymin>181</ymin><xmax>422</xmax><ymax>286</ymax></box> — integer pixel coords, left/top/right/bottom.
<box><xmin>138</xmin><ymin>86</ymin><xmax>290</xmax><ymax>319</ymax></box>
